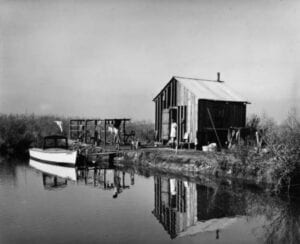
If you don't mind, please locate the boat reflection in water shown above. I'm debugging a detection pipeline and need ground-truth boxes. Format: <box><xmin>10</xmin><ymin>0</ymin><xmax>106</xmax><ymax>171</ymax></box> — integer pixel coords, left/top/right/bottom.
<box><xmin>29</xmin><ymin>158</ymin><xmax>135</xmax><ymax>196</ymax></box>
<box><xmin>29</xmin><ymin>159</ymin><xmax>77</xmax><ymax>182</ymax></box>
<box><xmin>153</xmin><ymin>176</ymin><xmax>246</xmax><ymax>239</ymax></box>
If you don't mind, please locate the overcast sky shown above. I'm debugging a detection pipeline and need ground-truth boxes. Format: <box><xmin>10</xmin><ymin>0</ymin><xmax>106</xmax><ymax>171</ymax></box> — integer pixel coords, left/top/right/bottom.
<box><xmin>1</xmin><ymin>0</ymin><xmax>299</xmax><ymax>122</ymax></box>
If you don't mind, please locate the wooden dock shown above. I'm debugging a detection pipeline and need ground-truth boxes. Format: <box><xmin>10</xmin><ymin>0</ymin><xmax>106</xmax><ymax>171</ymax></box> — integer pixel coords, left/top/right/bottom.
<box><xmin>72</xmin><ymin>141</ymin><xmax>129</xmax><ymax>166</ymax></box>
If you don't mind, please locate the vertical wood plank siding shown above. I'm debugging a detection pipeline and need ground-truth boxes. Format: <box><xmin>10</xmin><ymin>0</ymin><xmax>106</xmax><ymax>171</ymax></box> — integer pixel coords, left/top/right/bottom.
<box><xmin>177</xmin><ymin>81</ymin><xmax>198</xmax><ymax>144</ymax></box>
<box><xmin>155</xmin><ymin>99</ymin><xmax>158</xmax><ymax>131</ymax></box>
<box><xmin>159</xmin><ymin>95</ymin><xmax>162</xmax><ymax>140</ymax></box>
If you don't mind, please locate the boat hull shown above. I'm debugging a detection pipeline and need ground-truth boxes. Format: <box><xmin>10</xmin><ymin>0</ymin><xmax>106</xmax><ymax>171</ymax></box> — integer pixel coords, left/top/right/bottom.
<box><xmin>29</xmin><ymin>159</ymin><xmax>77</xmax><ymax>181</ymax></box>
<box><xmin>29</xmin><ymin>148</ymin><xmax>77</xmax><ymax>166</ymax></box>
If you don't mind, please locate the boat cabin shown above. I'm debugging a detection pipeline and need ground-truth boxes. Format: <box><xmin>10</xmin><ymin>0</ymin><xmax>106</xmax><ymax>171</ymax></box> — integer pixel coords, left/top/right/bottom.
<box><xmin>43</xmin><ymin>135</ymin><xmax>69</xmax><ymax>150</ymax></box>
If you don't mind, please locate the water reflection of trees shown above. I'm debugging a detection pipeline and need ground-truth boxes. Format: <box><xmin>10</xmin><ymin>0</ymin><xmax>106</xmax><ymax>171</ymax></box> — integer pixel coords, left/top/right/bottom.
<box><xmin>246</xmin><ymin>193</ymin><xmax>300</xmax><ymax>244</ymax></box>
<box><xmin>0</xmin><ymin>157</ymin><xmax>19</xmax><ymax>186</ymax></box>
<box><xmin>152</xmin><ymin>175</ymin><xmax>300</xmax><ymax>243</ymax></box>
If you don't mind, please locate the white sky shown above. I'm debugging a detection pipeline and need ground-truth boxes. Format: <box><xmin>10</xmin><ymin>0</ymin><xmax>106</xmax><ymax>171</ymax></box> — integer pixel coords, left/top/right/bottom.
<box><xmin>1</xmin><ymin>0</ymin><xmax>299</xmax><ymax>122</ymax></box>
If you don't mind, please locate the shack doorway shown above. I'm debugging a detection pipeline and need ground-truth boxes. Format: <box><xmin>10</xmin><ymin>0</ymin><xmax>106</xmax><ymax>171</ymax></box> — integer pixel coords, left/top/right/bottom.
<box><xmin>169</xmin><ymin>107</ymin><xmax>178</xmax><ymax>143</ymax></box>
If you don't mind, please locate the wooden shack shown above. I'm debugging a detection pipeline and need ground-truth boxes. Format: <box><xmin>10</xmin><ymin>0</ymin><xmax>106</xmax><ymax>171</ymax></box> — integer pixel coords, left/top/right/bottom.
<box><xmin>153</xmin><ymin>74</ymin><xmax>249</xmax><ymax>149</ymax></box>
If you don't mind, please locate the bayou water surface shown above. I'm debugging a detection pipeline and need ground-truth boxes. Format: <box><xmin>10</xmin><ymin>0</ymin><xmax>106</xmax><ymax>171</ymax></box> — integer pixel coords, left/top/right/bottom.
<box><xmin>0</xmin><ymin>157</ymin><xmax>299</xmax><ymax>244</ymax></box>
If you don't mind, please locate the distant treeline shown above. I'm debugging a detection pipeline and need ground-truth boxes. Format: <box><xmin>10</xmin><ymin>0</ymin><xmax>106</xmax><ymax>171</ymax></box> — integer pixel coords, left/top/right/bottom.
<box><xmin>0</xmin><ymin>114</ymin><xmax>155</xmax><ymax>155</ymax></box>
<box><xmin>0</xmin><ymin>114</ymin><xmax>69</xmax><ymax>155</ymax></box>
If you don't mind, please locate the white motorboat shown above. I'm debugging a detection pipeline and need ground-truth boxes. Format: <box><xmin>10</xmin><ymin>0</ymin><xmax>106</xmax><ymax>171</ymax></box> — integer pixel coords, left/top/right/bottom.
<box><xmin>29</xmin><ymin>135</ymin><xmax>77</xmax><ymax>166</ymax></box>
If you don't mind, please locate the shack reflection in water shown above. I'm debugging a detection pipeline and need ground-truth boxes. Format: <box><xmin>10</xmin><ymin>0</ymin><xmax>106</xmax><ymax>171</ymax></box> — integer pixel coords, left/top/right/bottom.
<box><xmin>152</xmin><ymin>175</ymin><xmax>300</xmax><ymax>243</ymax></box>
<box><xmin>153</xmin><ymin>176</ymin><xmax>246</xmax><ymax>239</ymax></box>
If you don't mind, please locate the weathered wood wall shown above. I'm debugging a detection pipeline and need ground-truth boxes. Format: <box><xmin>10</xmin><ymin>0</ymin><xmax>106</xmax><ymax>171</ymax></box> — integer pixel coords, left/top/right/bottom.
<box><xmin>154</xmin><ymin>78</ymin><xmax>177</xmax><ymax>142</ymax></box>
<box><xmin>177</xmin><ymin>81</ymin><xmax>198</xmax><ymax>144</ymax></box>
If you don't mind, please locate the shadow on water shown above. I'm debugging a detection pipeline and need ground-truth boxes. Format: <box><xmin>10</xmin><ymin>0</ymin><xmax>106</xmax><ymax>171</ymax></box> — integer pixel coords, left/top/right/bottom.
<box><xmin>1</xmin><ymin>156</ymin><xmax>300</xmax><ymax>243</ymax></box>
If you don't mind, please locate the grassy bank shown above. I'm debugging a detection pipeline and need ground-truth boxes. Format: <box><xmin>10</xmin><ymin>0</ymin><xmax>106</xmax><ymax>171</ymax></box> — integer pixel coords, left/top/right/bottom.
<box><xmin>119</xmin><ymin>148</ymin><xmax>275</xmax><ymax>188</ymax></box>
<box><xmin>119</xmin><ymin>145</ymin><xmax>298</xmax><ymax>193</ymax></box>
<box><xmin>118</xmin><ymin>113</ymin><xmax>300</xmax><ymax>193</ymax></box>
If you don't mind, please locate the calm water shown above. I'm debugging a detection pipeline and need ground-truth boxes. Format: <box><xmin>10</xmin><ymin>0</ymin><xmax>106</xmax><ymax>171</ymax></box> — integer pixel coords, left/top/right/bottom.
<box><xmin>1</xmin><ymin>157</ymin><xmax>300</xmax><ymax>244</ymax></box>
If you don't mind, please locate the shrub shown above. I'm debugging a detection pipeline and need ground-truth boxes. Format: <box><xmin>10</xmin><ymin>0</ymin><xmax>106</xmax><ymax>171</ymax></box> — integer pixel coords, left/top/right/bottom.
<box><xmin>245</xmin><ymin>110</ymin><xmax>300</xmax><ymax>193</ymax></box>
<box><xmin>265</xmin><ymin>113</ymin><xmax>300</xmax><ymax>192</ymax></box>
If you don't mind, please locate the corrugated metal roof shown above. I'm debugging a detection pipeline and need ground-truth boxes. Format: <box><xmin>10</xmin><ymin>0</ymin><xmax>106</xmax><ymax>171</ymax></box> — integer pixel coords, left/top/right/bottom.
<box><xmin>153</xmin><ymin>76</ymin><xmax>248</xmax><ymax>103</ymax></box>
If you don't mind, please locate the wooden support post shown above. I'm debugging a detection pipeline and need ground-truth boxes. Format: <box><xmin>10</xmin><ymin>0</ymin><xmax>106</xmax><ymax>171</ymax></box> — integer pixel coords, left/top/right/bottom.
<box><xmin>69</xmin><ymin>120</ymin><xmax>71</xmax><ymax>140</ymax></box>
<box><xmin>122</xmin><ymin>172</ymin><xmax>125</xmax><ymax>187</ymax></box>
<box><xmin>78</xmin><ymin>120</ymin><xmax>81</xmax><ymax>141</ymax></box>
<box><xmin>159</xmin><ymin>95</ymin><xmax>162</xmax><ymax>141</ymax></box>
<box><xmin>104</xmin><ymin>169</ymin><xmax>106</xmax><ymax>188</ymax></box>
<box><xmin>123</xmin><ymin>120</ymin><xmax>126</xmax><ymax>145</ymax></box>
<box><xmin>104</xmin><ymin>120</ymin><xmax>107</xmax><ymax>147</ymax></box>
<box><xmin>177</xmin><ymin>107</ymin><xmax>180</xmax><ymax>147</ymax></box>
<box><xmin>94</xmin><ymin>120</ymin><xmax>98</xmax><ymax>146</ymax></box>
<box><xmin>84</xmin><ymin>120</ymin><xmax>87</xmax><ymax>143</ymax></box>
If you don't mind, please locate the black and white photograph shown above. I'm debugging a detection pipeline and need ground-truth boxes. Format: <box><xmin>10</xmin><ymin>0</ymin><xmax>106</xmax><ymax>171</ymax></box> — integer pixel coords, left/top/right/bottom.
<box><xmin>0</xmin><ymin>0</ymin><xmax>299</xmax><ymax>243</ymax></box>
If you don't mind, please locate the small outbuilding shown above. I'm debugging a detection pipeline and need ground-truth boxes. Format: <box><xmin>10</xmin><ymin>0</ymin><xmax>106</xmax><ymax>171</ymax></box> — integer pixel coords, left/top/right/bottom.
<box><xmin>153</xmin><ymin>73</ymin><xmax>249</xmax><ymax>149</ymax></box>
